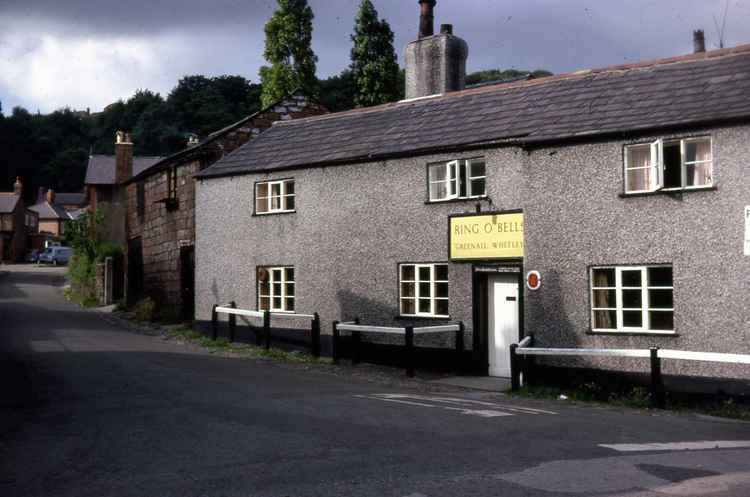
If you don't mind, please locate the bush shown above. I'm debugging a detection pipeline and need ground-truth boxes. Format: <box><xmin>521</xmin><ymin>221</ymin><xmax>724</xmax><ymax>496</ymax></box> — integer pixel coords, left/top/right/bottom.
<box><xmin>134</xmin><ymin>298</ymin><xmax>157</xmax><ymax>322</ymax></box>
<box><xmin>67</xmin><ymin>252</ymin><xmax>98</xmax><ymax>306</ymax></box>
<box><xmin>96</xmin><ymin>242</ymin><xmax>123</xmax><ymax>263</ymax></box>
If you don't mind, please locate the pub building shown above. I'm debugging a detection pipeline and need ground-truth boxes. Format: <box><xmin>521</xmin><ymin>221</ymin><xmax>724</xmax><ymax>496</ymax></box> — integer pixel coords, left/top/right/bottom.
<box><xmin>194</xmin><ymin>2</ymin><xmax>750</xmax><ymax>388</ymax></box>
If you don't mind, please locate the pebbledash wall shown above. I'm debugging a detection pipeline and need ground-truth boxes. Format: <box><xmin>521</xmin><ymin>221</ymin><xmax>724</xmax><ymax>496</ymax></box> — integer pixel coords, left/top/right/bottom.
<box><xmin>195</xmin><ymin>122</ymin><xmax>750</xmax><ymax>380</ymax></box>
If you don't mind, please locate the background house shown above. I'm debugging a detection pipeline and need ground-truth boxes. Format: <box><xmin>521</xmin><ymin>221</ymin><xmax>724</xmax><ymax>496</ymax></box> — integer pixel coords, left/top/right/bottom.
<box><xmin>0</xmin><ymin>178</ymin><xmax>28</xmax><ymax>262</ymax></box>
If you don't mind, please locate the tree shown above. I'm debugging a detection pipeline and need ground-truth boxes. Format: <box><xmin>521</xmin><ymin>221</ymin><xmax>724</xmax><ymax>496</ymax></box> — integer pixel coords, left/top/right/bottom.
<box><xmin>350</xmin><ymin>0</ymin><xmax>400</xmax><ymax>107</ymax></box>
<box><xmin>318</xmin><ymin>70</ymin><xmax>357</xmax><ymax>112</ymax></box>
<box><xmin>259</xmin><ymin>0</ymin><xmax>318</xmax><ymax>107</ymax></box>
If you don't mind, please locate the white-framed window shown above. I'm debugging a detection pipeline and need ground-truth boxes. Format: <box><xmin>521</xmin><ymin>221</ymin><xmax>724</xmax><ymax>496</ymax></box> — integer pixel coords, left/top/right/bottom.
<box><xmin>399</xmin><ymin>263</ymin><xmax>449</xmax><ymax>317</ymax></box>
<box><xmin>428</xmin><ymin>159</ymin><xmax>486</xmax><ymax>201</ymax></box>
<box><xmin>624</xmin><ymin>137</ymin><xmax>712</xmax><ymax>194</ymax></box>
<box><xmin>257</xmin><ymin>266</ymin><xmax>295</xmax><ymax>312</ymax></box>
<box><xmin>255</xmin><ymin>179</ymin><xmax>295</xmax><ymax>214</ymax></box>
<box><xmin>590</xmin><ymin>265</ymin><xmax>674</xmax><ymax>333</ymax></box>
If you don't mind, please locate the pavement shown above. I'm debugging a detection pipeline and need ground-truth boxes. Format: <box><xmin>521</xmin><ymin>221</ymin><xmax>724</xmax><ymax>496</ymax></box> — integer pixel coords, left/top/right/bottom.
<box><xmin>1</xmin><ymin>264</ymin><xmax>750</xmax><ymax>497</ymax></box>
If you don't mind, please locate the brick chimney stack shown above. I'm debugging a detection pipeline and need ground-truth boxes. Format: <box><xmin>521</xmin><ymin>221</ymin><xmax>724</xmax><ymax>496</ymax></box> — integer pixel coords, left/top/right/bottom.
<box><xmin>693</xmin><ymin>30</ymin><xmax>706</xmax><ymax>53</ymax></box>
<box><xmin>13</xmin><ymin>177</ymin><xmax>22</xmax><ymax>195</ymax></box>
<box><xmin>405</xmin><ymin>0</ymin><xmax>468</xmax><ymax>99</ymax></box>
<box><xmin>115</xmin><ymin>131</ymin><xmax>134</xmax><ymax>185</ymax></box>
<box><xmin>46</xmin><ymin>189</ymin><xmax>55</xmax><ymax>204</ymax></box>
<box><xmin>419</xmin><ymin>0</ymin><xmax>436</xmax><ymax>38</ymax></box>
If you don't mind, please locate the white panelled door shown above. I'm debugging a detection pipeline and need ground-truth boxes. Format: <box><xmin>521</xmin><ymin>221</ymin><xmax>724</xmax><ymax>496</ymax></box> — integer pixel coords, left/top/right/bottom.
<box><xmin>487</xmin><ymin>274</ymin><xmax>520</xmax><ymax>377</ymax></box>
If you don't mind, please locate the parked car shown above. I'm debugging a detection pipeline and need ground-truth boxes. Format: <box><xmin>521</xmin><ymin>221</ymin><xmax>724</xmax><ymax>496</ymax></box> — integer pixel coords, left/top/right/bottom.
<box><xmin>26</xmin><ymin>249</ymin><xmax>40</xmax><ymax>263</ymax></box>
<box><xmin>37</xmin><ymin>247</ymin><xmax>74</xmax><ymax>266</ymax></box>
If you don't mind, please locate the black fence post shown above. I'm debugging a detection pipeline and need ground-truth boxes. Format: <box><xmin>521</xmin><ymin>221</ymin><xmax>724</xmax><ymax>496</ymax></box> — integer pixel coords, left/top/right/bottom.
<box><xmin>352</xmin><ymin>331</ymin><xmax>361</xmax><ymax>366</ymax></box>
<box><xmin>522</xmin><ymin>334</ymin><xmax>534</xmax><ymax>388</ymax></box>
<box><xmin>311</xmin><ymin>313</ymin><xmax>321</xmax><ymax>358</ymax></box>
<box><xmin>510</xmin><ymin>343</ymin><xmax>520</xmax><ymax>391</ymax></box>
<box><xmin>650</xmin><ymin>347</ymin><xmax>665</xmax><ymax>409</ymax></box>
<box><xmin>228</xmin><ymin>301</ymin><xmax>237</xmax><ymax>343</ymax></box>
<box><xmin>332</xmin><ymin>321</ymin><xmax>340</xmax><ymax>365</ymax></box>
<box><xmin>211</xmin><ymin>305</ymin><xmax>218</xmax><ymax>340</ymax></box>
<box><xmin>405</xmin><ymin>326</ymin><xmax>415</xmax><ymax>378</ymax></box>
<box><xmin>263</xmin><ymin>311</ymin><xmax>271</xmax><ymax>350</ymax></box>
<box><xmin>455</xmin><ymin>322</ymin><xmax>465</xmax><ymax>374</ymax></box>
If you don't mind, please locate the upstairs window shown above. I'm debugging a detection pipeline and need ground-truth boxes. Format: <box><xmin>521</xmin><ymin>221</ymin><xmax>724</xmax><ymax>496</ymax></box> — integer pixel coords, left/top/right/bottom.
<box><xmin>399</xmin><ymin>263</ymin><xmax>449</xmax><ymax>317</ymax></box>
<box><xmin>428</xmin><ymin>159</ymin><xmax>486</xmax><ymax>202</ymax></box>
<box><xmin>624</xmin><ymin>137</ymin><xmax>712</xmax><ymax>194</ymax></box>
<box><xmin>167</xmin><ymin>167</ymin><xmax>178</xmax><ymax>200</ymax></box>
<box><xmin>257</xmin><ymin>266</ymin><xmax>295</xmax><ymax>312</ymax></box>
<box><xmin>590</xmin><ymin>265</ymin><xmax>674</xmax><ymax>333</ymax></box>
<box><xmin>136</xmin><ymin>182</ymin><xmax>145</xmax><ymax>219</ymax></box>
<box><xmin>256</xmin><ymin>179</ymin><xmax>295</xmax><ymax>214</ymax></box>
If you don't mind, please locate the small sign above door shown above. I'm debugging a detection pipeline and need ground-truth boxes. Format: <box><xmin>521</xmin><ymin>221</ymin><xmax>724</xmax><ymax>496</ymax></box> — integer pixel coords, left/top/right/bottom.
<box><xmin>449</xmin><ymin>212</ymin><xmax>524</xmax><ymax>261</ymax></box>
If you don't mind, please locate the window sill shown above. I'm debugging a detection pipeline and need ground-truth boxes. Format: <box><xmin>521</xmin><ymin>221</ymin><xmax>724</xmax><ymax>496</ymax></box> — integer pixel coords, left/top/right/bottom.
<box><xmin>395</xmin><ymin>315</ymin><xmax>452</xmax><ymax>322</ymax></box>
<box><xmin>425</xmin><ymin>196</ymin><xmax>487</xmax><ymax>205</ymax></box>
<box><xmin>619</xmin><ymin>186</ymin><xmax>716</xmax><ymax>198</ymax></box>
<box><xmin>587</xmin><ymin>330</ymin><xmax>679</xmax><ymax>337</ymax></box>
<box><xmin>252</xmin><ymin>210</ymin><xmax>297</xmax><ymax>217</ymax></box>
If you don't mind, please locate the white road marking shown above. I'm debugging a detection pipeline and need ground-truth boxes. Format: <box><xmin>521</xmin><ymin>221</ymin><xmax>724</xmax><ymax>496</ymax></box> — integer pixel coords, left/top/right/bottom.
<box><xmin>356</xmin><ymin>393</ymin><xmax>557</xmax><ymax>418</ymax></box>
<box><xmin>600</xmin><ymin>440</ymin><xmax>750</xmax><ymax>452</ymax></box>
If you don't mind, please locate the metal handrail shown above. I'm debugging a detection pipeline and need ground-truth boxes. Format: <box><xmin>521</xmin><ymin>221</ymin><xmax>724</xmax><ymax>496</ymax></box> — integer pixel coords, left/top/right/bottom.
<box><xmin>215</xmin><ymin>306</ymin><xmax>264</xmax><ymax>319</ymax></box>
<box><xmin>269</xmin><ymin>312</ymin><xmax>316</xmax><ymax>319</ymax></box>
<box><xmin>658</xmin><ymin>349</ymin><xmax>750</xmax><ymax>364</ymax></box>
<box><xmin>516</xmin><ymin>347</ymin><xmax>651</xmax><ymax>359</ymax></box>
<box><xmin>337</xmin><ymin>324</ymin><xmax>405</xmax><ymax>334</ymax></box>
<box><xmin>413</xmin><ymin>324</ymin><xmax>461</xmax><ymax>334</ymax></box>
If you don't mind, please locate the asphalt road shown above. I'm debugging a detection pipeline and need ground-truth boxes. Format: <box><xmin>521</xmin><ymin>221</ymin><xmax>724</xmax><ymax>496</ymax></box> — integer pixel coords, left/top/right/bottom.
<box><xmin>2</xmin><ymin>265</ymin><xmax>750</xmax><ymax>497</ymax></box>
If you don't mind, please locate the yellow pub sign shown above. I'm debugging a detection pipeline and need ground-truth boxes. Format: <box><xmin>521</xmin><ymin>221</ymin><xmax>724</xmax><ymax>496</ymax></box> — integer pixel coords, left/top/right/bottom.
<box><xmin>449</xmin><ymin>212</ymin><xmax>524</xmax><ymax>260</ymax></box>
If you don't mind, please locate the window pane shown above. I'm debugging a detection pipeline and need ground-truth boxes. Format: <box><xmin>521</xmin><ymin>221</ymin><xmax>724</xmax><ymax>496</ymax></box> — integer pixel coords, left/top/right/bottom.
<box><xmin>429</xmin><ymin>164</ymin><xmax>446</xmax><ymax>182</ymax></box>
<box><xmin>257</xmin><ymin>183</ymin><xmax>269</xmax><ymax>198</ymax></box>
<box><xmin>592</xmin><ymin>268</ymin><xmax>615</xmax><ymax>287</ymax></box>
<box><xmin>648</xmin><ymin>267</ymin><xmax>672</xmax><ymax>287</ymax></box>
<box><xmin>259</xmin><ymin>297</ymin><xmax>270</xmax><ymax>311</ymax></box>
<box><xmin>622</xmin><ymin>289</ymin><xmax>643</xmax><ymax>308</ymax></box>
<box><xmin>459</xmin><ymin>162</ymin><xmax>468</xmax><ymax>198</ymax></box>
<box><xmin>685</xmin><ymin>163</ymin><xmax>712</xmax><ymax>187</ymax></box>
<box><xmin>470</xmin><ymin>178</ymin><xmax>486</xmax><ymax>197</ymax></box>
<box><xmin>435</xmin><ymin>299</ymin><xmax>449</xmax><ymax>316</ymax></box>
<box><xmin>271</xmin><ymin>183</ymin><xmax>282</xmax><ymax>196</ymax></box>
<box><xmin>285</xmin><ymin>268</ymin><xmax>294</xmax><ymax>282</ymax></box>
<box><xmin>401</xmin><ymin>299</ymin><xmax>415</xmax><ymax>315</ymax></box>
<box><xmin>685</xmin><ymin>140</ymin><xmax>711</xmax><ymax>163</ymax></box>
<box><xmin>259</xmin><ymin>281</ymin><xmax>270</xmax><ymax>296</ymax></box>
<box><xmin>649</xmin><ymin>311</ymin><xmax>674</xmax><ymax>331</ymax></box>
<box><xmin>621</xmin><ymin>270</ymin><xmax>642</xmax><ymax>287</ymax></box>
<box><xmin>436</xmin><ymin>282</ymin><xmax>449</xmax><ymax>298</ymax></box>
<box><xmin>435</xmin><ymin>265</ymin><xmax>448</xmax><ymax>281</ymax></box>
<box><xmin>285</xmin><ymin>181</ymin><xmax>295</xmax><ymax>195</ymax></box>
<box><xmin>257</xmin><ymin>267</ymin><xmax>269</xmax><ymax>282</ymax></box>
<box><xmin>285</xmin><ymin>195</ymin><xmax>296</xmax><ymax>211</ymax></box>
<box><xmin>419</xmin><ymin>282</ymin><xmax>431</xmax><ymax>297</ymax></box>
<box><xmin>593</xmin><ymin>310</ymin><xmax>617</xmax><ymax>329</ymax></box>
<box><xmin>418</xmin><ymin>267</ymin><xmax>430</xmax><ymax>281</ymax></box>
<box><xmin>592</xmin><ymin>289</ymin><xmax>615</xmax><ymax>308</ymax></box>
<box><xmin>273</xmin><ymin>297</ymin><xmax>282</xmax><ymax>309</ymax></box>
<box><xmin>622</xmin><ymin>311</ymin><xmax>643</xmax><ymax>327</ymax></box>
<box><xmin>273</xmin><ymin>282</ymin><xmax>282</xmax><ymax>296</ymax></box>
<box><xmin>648</xmin><ymin>289</ymin><xmax>673</xmax><ymax>309</ymax></box>
<box><xmin>470</xmin><ymin>160</ymin><xmax>486</xmax><ymax>178</ymax></box>
<box><xmin>256</xmin><ymin>197</ymin><xmax>268</xmax><ymax>213</ymax></box>
<box><xmin>430</xmin><ymin>182</ymin><xmax>448</xmax><ymax>200</ymax></box>
<box><xmin>271</xmin><ymin>196</ymin><xmax>282</xmax><ymax>210</ymax></box>
<box><xmin>401</xmin><ymin>265</ymin><xmax>415</xmax><ymax>281</ymax></box>
<box><xmin>285</xmin><ymin>298</ymin><xmax>295</xmax><ymax>312</ymax></box>
<box><xmin>285</xmin><ymin>283</ymin><xmax>295</xmax><ymax>297</ymax></box>
<box><xmin>401</xmin><ymin>282</ymin><xmax>415</xmax><ymax>298</ymax></box>
<box><xmin>418</xmin><ymin>299</ymin><xmax>431</xmax><ymax>313</ymax></box>
<box><xmin>626</xmin><ymin>168</ymin><xmax>651</xmax><ymax>192</ymax></box>
<box><xmin>663</xmin><ymin>142</ymin><xmax>681</xmax><ymax>189</ymax></box>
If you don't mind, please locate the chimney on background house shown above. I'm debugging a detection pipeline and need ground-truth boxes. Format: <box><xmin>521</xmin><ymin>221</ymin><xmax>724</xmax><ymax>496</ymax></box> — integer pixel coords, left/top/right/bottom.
<box><xmin>37</xmin><ymin>187</ymin><xmax>46</xmax><ymax>203</ymax></box>
<box><xmin>13</xmin><ymin>177</ymin><xmax>22</xmax><ymax>195</ymax></box>
<box><xmin>693</xmin><ymin>30</ymin><xmax>706</xmax><ymax>53</ymax></box>
<box><xmin>405</xmin><ymin>0</ymin><xmax>468</xmax><ymax>99</ymax></box>
<box><xmin>46</xmin><ymin>189</ymin><xmax>55</xmax><ymax>204</ymax></box>
<box><xmin>115</xmin><ymin>131</ymin><xmax>134</xmax><ymax>185</ymax></box>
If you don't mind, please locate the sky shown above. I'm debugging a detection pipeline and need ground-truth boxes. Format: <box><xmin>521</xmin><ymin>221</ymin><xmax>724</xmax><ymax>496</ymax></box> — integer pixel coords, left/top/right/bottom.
<box><xmin>0</xmin><ymin>0</ymin><xmax>748</xmax><ymax>114</ymax></box>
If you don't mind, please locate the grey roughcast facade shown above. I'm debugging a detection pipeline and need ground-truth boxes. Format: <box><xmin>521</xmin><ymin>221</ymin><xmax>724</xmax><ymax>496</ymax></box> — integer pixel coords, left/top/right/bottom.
<box><xmin>194</xmin><ymin>2</ymin><xmax>750</xmax><ymax>385</ymax></box>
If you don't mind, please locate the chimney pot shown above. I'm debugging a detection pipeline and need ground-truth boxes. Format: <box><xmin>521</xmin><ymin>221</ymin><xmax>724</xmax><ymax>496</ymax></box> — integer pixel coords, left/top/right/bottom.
<box><xmin>419</xmin><ymin>0</ymin><xmax>436</xmax><ymax>38</ymax></box>
<box><xmin>693</xmin><ymin>29</ymin><xmax>706</xmax><ymax>53</ymax></box>
<box><xmin>115</xmin><ymin>130</ymin><xmax>134</xmax><ymax>184</ymax></box>
<box><xmin>440</xmin><ymin>24</ymin><xmax>453</xmax><ymax>35</ymax></box>
<box><xmin>46</xmin><ymin>189</ymin><xmax>55</xmax><ymax>204</ymax></box>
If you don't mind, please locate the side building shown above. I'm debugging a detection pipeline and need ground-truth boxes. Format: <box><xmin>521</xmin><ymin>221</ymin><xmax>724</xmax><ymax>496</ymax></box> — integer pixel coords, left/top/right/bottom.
<box><xmin>0</xmin><ymin>178</ymin><xmax>29</xmax><ymax>262</ymax></box>
<box><xmin>194</xmin><ymin>4</ymin><xmax>750</xmax><ymax>387</ymax></box>
<box><xmin>122</xmin><ymin>92</ymin><xmax>327</xmax><ymax>320</ymax></box>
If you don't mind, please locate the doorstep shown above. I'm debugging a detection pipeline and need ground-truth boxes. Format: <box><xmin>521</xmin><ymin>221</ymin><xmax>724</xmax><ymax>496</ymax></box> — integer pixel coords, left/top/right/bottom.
<box><xmin>429</xmin><ymin>376</ymin><xmax>511</xmax><ymax>392</ymax></box>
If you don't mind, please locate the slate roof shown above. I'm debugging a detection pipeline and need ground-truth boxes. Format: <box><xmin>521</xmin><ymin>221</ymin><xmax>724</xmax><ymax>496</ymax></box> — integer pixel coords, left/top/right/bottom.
<box><xmin>29</xmin><ymin>201</ymin><xmax>72</xmax><ymax>220</ymax></box>
<box><xmin>198</xmin><ymin>44</ymin><xmax>750</xmax><ymax>179</ymax></box>
<box><xmin>0</xmin><ymin>193</ymin><xmax>20</xmax><ymax>214</ymax></box>
<box><xmin>54</xmin><ymin>192</ymin><xmax>87</xmax><ymax>206</ymax></box>
<box><xmin>85</xmin><ymin>155</ymin><xmax>164</xmax><ymax>185</ymax></box>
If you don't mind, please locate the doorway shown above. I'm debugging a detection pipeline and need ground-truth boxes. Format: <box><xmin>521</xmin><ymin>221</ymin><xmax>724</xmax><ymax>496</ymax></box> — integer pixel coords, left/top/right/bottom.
<box><xmin>180</xmin><ymin>245</ymin><xmax>195</xmax><ymax>322</ymax></box>
<box><xmin>487</xmin><ymin>273</ymin><xmax>520</xmax><ymax>377</ymax></box>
